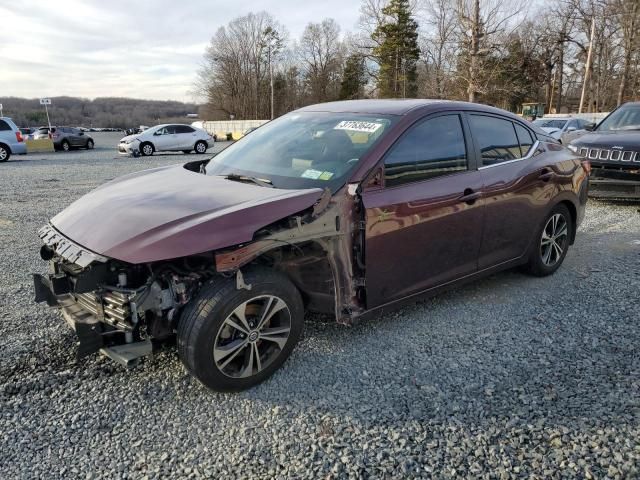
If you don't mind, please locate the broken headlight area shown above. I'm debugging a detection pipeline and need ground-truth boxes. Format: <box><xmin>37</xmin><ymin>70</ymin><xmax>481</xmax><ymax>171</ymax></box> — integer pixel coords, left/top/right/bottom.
<box><xmin>34</xmin><ymin>240</ymin><xmax>216</xmax><ymax>366</ymax></box>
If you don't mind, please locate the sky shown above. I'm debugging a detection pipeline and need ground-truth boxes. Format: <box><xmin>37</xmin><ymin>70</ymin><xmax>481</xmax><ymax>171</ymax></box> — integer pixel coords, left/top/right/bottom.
<box><xmin>0</xmin><ymin>0</ymin><xmax>362</xmax><ymax>103</ymax></box>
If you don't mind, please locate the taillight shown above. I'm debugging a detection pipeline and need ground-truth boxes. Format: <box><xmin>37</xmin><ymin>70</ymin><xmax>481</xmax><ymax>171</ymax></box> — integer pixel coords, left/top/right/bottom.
<box><xmin>582</xmin><ymin>159</ymin><xmax>591</xmax><ymax>176</ymax></box>
<box><xmin>15</xmin><ymin>131</ymin><xmax>23</xmax><ymax>143</ymax></box>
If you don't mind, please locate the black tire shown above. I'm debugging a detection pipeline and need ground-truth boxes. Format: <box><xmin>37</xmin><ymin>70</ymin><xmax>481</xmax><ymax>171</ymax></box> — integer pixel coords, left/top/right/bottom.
<box><xmin>140</xmin><ymin>142</ymin><xmax>154</xmax><ymax>156</ymax></box>
<box><xmin>523</xmin><ymin>203</ymin><xmax>572</xmax><ymax>277</ymax></box>
<box><xmin>0</xmin><ymin>144</ymin><xmax>9</xmax><ymax>162</ymax></box>
<box><xmin>178</xmin><ymin>268</ymin><xmax>304</xmax><ymax>392</ymax></box>
<box><xmin>194</xmin><ymin>140</ymin><xmax>207</xmax><ymax>154</ymax></box>
<box><xmin>86</xmin><ymin>139</ymin><xmax>94</xmax><ymax>149</ymax></box>
<box><xmin>61</xmin><ymin>140</ymin><xmax>70</xmax><ymax>152</ymax></box>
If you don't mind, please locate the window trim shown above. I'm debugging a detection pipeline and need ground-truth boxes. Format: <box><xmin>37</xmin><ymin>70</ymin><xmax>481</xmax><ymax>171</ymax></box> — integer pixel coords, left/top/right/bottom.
<box><xmin>477</xmin><ymin>139</ymin><xmax>541</xmax><ymax>170</ymax></box>
<box><xmin>378</xmin><ymin>111</ymin><xmax>474</xmax><ymax>189</ymax></box>
<box><xmin>465</xmin><ymin>112</ymin><xmax>541</xmax><ymax>169</ymax></box>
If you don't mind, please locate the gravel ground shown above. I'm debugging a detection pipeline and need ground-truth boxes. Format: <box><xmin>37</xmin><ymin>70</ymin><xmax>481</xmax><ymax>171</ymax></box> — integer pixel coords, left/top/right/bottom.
<box><xmin>1</xmin><ymin>139</ymin><xmax>639</xmax><ymax>479</ymax></box>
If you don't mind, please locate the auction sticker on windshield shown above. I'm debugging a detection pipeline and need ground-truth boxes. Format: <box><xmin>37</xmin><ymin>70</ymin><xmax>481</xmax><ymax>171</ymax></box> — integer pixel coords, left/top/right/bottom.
<box><xmin>334</xmin><ymin>120</ymin><xmax>382</xmax><ymax>133</ymax></box>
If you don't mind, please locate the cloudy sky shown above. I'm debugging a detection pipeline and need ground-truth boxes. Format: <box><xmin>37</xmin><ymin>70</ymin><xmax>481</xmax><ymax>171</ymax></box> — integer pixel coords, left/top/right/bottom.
<box><xmin>0</xmin><ymin>0</ymin><xmax>361</xmax><ymax>102</ymax></box>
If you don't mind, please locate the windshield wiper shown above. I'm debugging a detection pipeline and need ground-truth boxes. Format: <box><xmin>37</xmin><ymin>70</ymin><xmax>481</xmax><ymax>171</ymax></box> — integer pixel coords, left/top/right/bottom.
<box><xmin>223</xmin><ymin>173</ymin><xmax>274</xmax><ymax>188</ymax></box>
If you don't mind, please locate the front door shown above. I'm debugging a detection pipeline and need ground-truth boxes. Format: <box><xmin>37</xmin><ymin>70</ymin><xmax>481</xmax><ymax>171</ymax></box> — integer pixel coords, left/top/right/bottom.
<box><xmin>361</xmin><ymin>113</ymin><xmax>485</xmax><ymax>308</ymax></box>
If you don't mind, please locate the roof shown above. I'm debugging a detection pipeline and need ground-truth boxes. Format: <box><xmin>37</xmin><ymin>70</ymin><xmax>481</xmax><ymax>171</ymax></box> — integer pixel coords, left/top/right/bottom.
<box><xmin>297</xmin><ymin>99</ymin><xmax>517</xmax><ymax>117</ymax></box>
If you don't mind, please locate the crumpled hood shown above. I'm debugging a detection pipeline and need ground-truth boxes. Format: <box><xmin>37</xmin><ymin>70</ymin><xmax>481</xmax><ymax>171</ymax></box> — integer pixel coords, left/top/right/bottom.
<box><xmin>571</xmin><ymin>130</ymin><xmax>640</xmax><ymax>149</ymax></box>
<box><xmin>119</xmin><ymin>134</ymin><xmax>139</xmax><ymax>143</ymax></box>
<box><xmin>51</xmin><ymin>164</ymin><xmax>324</xmax><ymax>264</ymax></box>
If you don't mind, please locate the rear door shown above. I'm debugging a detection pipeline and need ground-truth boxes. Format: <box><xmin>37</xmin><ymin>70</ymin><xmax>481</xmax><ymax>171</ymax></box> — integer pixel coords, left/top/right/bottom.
<box><xmin>361</xmin><ymin>112</ymin><xmax>485</xmax><ymax>307</ymax></box>
<box><xmin>466</xmin><ymin>113</ymin><xmax>552</xmax><ymax>269</ymax></box>
<box><xmin>175</xmin><ymin>125</ymin><xmax>197</xmax><ymax>149</ymax></box>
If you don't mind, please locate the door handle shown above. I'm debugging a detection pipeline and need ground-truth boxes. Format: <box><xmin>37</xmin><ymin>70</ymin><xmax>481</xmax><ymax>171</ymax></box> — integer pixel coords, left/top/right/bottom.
<box><xmin>539</xmin><ymin>169</ymin><xmax>554</xmax><ymax>181</ymax></box>
<box><xmin>459</xmin><ymin>188</ymin><xmax>481</xmax><ymax>205</ymax></box>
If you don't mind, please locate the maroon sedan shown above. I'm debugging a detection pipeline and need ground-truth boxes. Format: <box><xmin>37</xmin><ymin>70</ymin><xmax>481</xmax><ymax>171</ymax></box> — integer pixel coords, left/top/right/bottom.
<box><xmin>34</xmin><ymin>100</ymin><xmax>589</xmax><ymax>391</ymax></box>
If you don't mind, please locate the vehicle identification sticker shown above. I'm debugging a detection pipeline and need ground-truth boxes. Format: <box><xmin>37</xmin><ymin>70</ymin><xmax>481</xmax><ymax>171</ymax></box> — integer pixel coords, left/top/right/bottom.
<box><xmin>301</xmin><ymin>169</ymin><xmax>334</xmax><ymax>180</ymax></box>
<box><xmin>334</xmin><ymin>120</ymin><xmax>382</xmax><ymax>133</ymax></box>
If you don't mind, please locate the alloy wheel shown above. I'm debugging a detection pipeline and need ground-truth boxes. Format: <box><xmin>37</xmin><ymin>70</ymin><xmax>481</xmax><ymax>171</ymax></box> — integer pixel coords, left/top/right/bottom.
<box><xmin>540</xmin><ymin>213</ymin><xmax>568</xmax><ymax>266</ymax></box>
<box><xmin>0</xmin><ymin>147</ymin><xmax>7</xmax><ymax>161</ymax></box>
<box><xmin>196</xmin><ymin>142</ymin><xmax>206</xmax><ymax>153</ymax></box>
<box><xmin>213</xmin><ymin>295</ymin><xmax>291</xmax><ymax>379</ymax></box>
<box><xmin>142</xmin><ymin>144</ymin><xmax>153</xmax><ymax>155</ymax></box>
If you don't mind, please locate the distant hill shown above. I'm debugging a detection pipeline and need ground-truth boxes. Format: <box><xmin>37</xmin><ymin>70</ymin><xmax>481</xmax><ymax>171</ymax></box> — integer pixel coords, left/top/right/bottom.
<box><xmin>0</xmin><ymin>96</ymin><xmax>200</xmax><ymax>128</ymax></box>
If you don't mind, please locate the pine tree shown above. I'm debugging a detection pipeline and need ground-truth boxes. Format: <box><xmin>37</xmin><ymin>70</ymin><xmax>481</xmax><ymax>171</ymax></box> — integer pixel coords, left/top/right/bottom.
<box><xmin>372</xmin><ymin>0</ymin><xmax>420</xmax><ymax>98</ymax></box>
<box><xmin>339</xmin><ymin>54</ymin><xmax>367</xmax><ymax>99</ymax></box>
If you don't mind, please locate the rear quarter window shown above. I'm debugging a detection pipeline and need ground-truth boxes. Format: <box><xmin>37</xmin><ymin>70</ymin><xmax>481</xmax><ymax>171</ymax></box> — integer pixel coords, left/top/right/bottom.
<box><xmin>0</xmin><ymin>120</ymin><xmax>12</xmax><ymax>131</ymax></box>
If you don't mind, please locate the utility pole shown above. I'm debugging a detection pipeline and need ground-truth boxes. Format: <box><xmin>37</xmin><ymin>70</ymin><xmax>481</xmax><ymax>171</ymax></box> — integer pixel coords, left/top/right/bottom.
<box><xmin>579</xmin><ymin>15</ymin><xmax>596</xmax><ymax>114</ymax></box>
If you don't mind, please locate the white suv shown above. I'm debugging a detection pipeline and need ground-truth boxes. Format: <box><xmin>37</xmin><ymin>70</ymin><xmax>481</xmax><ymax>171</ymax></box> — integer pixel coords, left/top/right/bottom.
<box><xmin>118</xmin><ymin>124</ymin><xmax>213</xmax><ymax>156</ymax></box>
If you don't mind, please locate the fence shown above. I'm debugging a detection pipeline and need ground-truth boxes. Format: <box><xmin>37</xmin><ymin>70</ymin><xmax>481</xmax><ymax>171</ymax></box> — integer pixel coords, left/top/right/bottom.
<box><xmin>193</xmin><ymin>120</ymin><xmax>269</xmax><ymax>141</ymax></box>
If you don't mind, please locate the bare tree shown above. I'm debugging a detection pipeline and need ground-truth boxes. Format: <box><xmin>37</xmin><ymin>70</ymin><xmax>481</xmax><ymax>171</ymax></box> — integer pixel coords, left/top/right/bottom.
<box><xmin>455</xmin><ymin>0</ymin><xmax>528</xmax><ymax>102</ymax></box>
<box><xmin>616</xmin><ymin>0</ymin><xmax>639</xmax><ymax>105</ymax></box>
<box><xmin>299</xmin><ymin>19</ymin><xmax>345</xmax><ymax>102</ymax></box>
<box><xmin>419</xmin><ymin>0</ymin><xmax>458</xmax><ymax>98</ymax></box>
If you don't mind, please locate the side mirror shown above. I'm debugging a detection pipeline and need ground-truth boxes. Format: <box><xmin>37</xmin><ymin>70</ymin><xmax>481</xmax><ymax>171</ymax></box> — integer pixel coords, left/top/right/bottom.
<box><xmin>78</xmin><ymin>131</ymin><xmax>84</xmax><ymax>136</ymax></box>
<box><xmin>153</xmin><ymin>131</ymin><xmax>161</xmax><ymax>136</ymax></box>
<box><xmin>584</xmin><ymin>123</ymin><xmax>596</xmax><ymax>131</ymax></box>
<box><xmin>566</xmin><ymin>126</ymin><xmax>576</xmax><ymax>132</ymax></box>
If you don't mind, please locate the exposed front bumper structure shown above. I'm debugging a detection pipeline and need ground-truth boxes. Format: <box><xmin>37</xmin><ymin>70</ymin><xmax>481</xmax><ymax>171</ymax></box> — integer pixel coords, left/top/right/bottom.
<box><xmin>589</xmin><ymin>167</ymin><xmax>640</xmax><ymax>199</ymax></box>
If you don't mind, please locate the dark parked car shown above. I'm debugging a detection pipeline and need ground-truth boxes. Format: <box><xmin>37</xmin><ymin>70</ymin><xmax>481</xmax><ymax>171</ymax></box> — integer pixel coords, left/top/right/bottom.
<box><xmin>33</xmin><ymin>100</ymin><xmax>589</xmax><ymax>391</ymax></box>
<box><xmin>569</xmin><ymin>102</ymin><xmax>640</xmax><ymax>199</ymax></box>
<box><xmin>33</xmin><ymin>126</ymin><xmax>94</xmax><ymax>151</ymax></box>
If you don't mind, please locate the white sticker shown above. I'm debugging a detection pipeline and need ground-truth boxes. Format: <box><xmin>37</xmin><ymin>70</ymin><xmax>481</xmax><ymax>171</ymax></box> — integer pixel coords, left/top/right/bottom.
<box><xmin>334</xmin><ymin>120</ymin><xmax>382</xmax><ymax>133</ymax></box>
<box><xmin>301</xmin><ymin>169</ymin><xmax>323</xmax><ymax>179</ymax></box>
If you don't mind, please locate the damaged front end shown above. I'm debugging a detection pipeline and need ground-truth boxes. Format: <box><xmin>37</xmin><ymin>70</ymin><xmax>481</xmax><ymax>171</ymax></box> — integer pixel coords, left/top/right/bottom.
<box><xmin>34</xmin><ymin>224</ymin><xmax>213</xmax><ymax>366</ymax></box>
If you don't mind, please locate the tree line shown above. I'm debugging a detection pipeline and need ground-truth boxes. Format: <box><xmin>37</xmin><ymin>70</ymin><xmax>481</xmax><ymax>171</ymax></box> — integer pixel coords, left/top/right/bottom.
<box><xmin>0</xmin><ymin>97</ymin><xmax>199</xmax><ymax>128</ymax></box>
<box><xmin>196</xmin><ymin>0</ymin><xmax>640</xmax><ymax>119</ymax></box>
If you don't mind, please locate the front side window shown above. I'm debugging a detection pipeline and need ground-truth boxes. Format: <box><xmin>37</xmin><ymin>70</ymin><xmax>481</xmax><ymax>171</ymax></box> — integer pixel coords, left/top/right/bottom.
<box><xmin>206</xmin><ymin>112</ymin><xmax>396</xmax><ymax>191</ymax></box>
<box><xmin>384</xmin><ymin>114</ymin><xmax>467</xmax><ymax>187</ymax></box>
<box><xmin>469</xmin><ymin>115</ymin><xmax>521</xmax><ymax>166</ymax></box>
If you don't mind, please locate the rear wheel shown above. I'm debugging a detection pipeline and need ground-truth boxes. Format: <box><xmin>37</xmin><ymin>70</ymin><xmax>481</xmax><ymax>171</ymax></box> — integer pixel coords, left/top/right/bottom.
<box><xmin>194</xmin><ymin>141</ymin><xmax>207</xmax><ymax>154</ymax></box>
<box><xmin>524</xmin><ymin>204</ymin><xmax>572</xmax><ymax>276</ymax></box>
<box><xmin>178</xmin><ymin>268</ymin><xmax>304</xmax><ymax>392</ymax></box>
<box><xmin>140</xmin><ymin>142</ymin><xmax>154</xmax><ymax>156</ymax></box>
<box><xmin>86</xmin><ymin>139</ymin><xmax>94</xmax><ymax>149</ymax></box>
<box><xmin>0</xmin><ymin>145</ymin><xmax>9</xmax><ymax>162</ymax></box>
<box><xmin>61</xmin><ymin>140</ymin><xmax>70</xmax><ymax>152</ymax></box>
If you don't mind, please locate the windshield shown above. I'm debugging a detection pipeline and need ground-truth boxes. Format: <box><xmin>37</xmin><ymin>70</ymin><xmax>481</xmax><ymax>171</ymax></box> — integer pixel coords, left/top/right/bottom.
<box><xmin>205</xmin><ymin>111</ymin><xmax>397</xmax><ymax>190</ymax></box>
<box><xmin>597</xmin><ymin>106</ymin><xmax>640</xmax><ymax>131</ymax></box>
<box><xmin>534</xmin><ymin>119</ymin><xmax>568</xmax><ymax>129</ymax></box>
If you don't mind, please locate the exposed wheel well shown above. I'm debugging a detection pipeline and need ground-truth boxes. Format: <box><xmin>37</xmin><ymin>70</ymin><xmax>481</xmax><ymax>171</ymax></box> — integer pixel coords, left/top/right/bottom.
<box><xmin>247</xmin><ymin>241</ymin><xmax>336</xmax><ymax>315</ymax></box>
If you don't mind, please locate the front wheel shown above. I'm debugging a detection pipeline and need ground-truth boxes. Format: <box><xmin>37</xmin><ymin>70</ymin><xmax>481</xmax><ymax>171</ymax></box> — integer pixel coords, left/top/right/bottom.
<box><xmin>140</xmin><ymin>142</ymin><xmax>154</xmax><ymax>156</ymax></box>
<box><xmin>61</xmin><ymin>140</ymin><xmax>70</xmax><ymax>152</ymax></box>
<box><xmin>177</xmin><ymin>269</ymin><xmax>304</xmax><ymax>392</ymax></box>
<box><xmin>523</xmin><ymin>204</ymin><xmax>572</xmax><ymax>277</ymax></box>
<box><xmin>86</xmin><ymin>139</ymin><xmax>94</xmax><ymax>149</ymax></box>
<box><xmin>194</xmin><ymin>140</ymin><xmax>207</xmax><ymax>154</ymax></box>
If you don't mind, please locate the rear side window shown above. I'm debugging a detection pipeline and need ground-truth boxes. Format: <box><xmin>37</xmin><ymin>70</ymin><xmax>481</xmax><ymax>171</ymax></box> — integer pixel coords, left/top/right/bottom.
<box><xmin>175</xmin><ymin>125</ymin><xmax>195</xmax><ymax>133</ymax></box>
<box><xmin>384</xmin><ymin>114</ymin><xmax>467</xmax><ymax>187</ymax></box>
<box><xmin>514</xmin><ymin>123</ymin><xmax>534</xmax><ymax>157</ymax></box>
<box><xmin>0</xmin><ymin>120</ymin><xmax>11</xmax><ymax>131</ymax></box>
<box><xmin>469</xmin><ymin>115</ymin><xmax>521</xmax><ymax>166</ymax></box>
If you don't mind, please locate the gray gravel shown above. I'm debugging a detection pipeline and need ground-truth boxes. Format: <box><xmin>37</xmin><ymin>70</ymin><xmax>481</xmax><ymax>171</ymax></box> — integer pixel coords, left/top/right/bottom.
<box><xmin>1</xmin><ymin>139</ymin><xmax>639</xmax><ymax>478</ymax></box>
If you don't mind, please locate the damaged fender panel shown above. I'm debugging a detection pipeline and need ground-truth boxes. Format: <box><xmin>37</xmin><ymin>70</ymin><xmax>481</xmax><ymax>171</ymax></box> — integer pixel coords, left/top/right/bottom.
<box><xmin>215</xmin><ymin>186</ymin><xmax>365</xmax><ymax>323</ymax></box>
